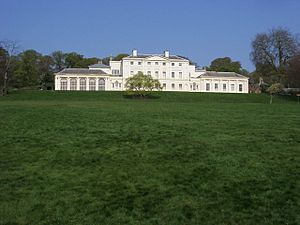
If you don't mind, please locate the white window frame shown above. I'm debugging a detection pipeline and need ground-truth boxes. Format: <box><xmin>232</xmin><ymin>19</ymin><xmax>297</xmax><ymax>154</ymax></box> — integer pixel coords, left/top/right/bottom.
<box><xmin>239</xmin><ymin>84</ymin><xmax>243</xmax><ymax>92</ymax></box>
<box><xmin>80</xmin><ymin>78</ymin><xmax>86</xmax><ymax>91</ymax></box>
<box><xmin>89</xmin><ymin>78</ymin><xmax>96</xmax><ymax>91</ymax></box>
<box><xmin>215</xmin><ymin>83</ymin><xmax>218</xmax><ymax>91</ymax></box>
<box><xmin>60</xmin><ymin>78</ymin><xmax>67</xmax><ymax>90</ymax></box>
<box><xmin>70</xmin><ymin>78</ymin><xmax>77</xmax><ymax>90</ymax></box>
<box><xmin>206</xmin><ymin>83</ymin><xmax>210</xmax><ymax>91</ymax></box>
<box><xmin>231</xmin><ymin>84</ymin><xmax>235</xmax><ymax>91</ymax></box>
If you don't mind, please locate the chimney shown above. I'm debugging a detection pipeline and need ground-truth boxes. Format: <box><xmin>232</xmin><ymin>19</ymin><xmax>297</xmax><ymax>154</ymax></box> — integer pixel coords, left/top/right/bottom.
<box><xmin>164</xmin><ymin>50</ymin><xmax>170</xmax><ymax>58</ymax></box>
<box><xmin>132</xmin><ymin>49</ymin><xmax>138</xmax><ymax>57</ymax></box>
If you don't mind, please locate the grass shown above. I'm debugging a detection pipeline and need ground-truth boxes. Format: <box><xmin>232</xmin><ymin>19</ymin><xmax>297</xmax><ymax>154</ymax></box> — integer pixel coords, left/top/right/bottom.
<box><xmin>0</xmin><ymin>90</ymin><xmax>299</xmax><ymax>225</ymax></box>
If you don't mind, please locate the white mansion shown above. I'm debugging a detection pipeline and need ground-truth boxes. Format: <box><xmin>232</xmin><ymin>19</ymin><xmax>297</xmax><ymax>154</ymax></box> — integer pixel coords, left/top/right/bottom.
<box><xmin>55</xmin><ymin>50</ymin><xmax>249</xmax><ymax>93</ymax></box>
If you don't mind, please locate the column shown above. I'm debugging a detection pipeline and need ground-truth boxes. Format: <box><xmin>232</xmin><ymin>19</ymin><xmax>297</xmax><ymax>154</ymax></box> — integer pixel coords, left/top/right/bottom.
<box><xmin>77</xmin><ymin>78</ymin><xmax>80</xmax><ymax>91</ymax></box>
<box><xmin>86</xmin><ymin>77</ymin><xmax>89</xmax><ymax>91</ymax></box>
<box><xmin>96</xmin><ymin>78</ymin><xmax>99</xmax><ymax>91</ymax></box>
<box><xmin>56</xmin><ymin>77</ymin><xmax>60</xmax><ymax>90</ymax></box>
<box><xmin>67</xmin><ymin>77</ymin><xmax>70</xmax><ymax>91</ymax></box>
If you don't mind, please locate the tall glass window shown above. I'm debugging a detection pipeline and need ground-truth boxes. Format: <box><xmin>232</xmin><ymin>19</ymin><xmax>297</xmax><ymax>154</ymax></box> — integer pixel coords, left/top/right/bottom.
<box><xmin>98</xmin><ymin>78</ymin><xmax>105</xmax><ymax>91</ymax></box>
<box><xmin>70</xmin><ymin>78</ymin><xmax>77</xmax><ymax>90</ymax></box>
<box><xmin>89</xmin><ymin>78</ymin><xmax>96</xmax><ymax>91</ymax></box>
<box><xmin>206</xmin><ymin>83</ymin><xmax>210</xmax><ymax>91</ymax></box>
<box><xmin>60</xmin><ymin>78</ymin><xmax>67</xmax><ymax>90</ymax></box>
<box><xmin>80</xmin><ymin>78</ymin><xmax>86</xmax><ymax>91</ymax></box>
<box><xmin>239</xmin><ymin>84</ymin><xmax>243</xmax><ymax>92</ymax></box>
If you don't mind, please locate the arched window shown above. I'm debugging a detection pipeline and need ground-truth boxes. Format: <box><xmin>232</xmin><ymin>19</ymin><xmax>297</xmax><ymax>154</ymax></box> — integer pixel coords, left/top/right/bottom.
<box><xmin>60</xmin><ymin>78</ymin><xmax>67</xmax><ymax>90</ymax></box>
<box><xmin>98</xmin><ymin>78</ymin><xmax>105</xmax><ymax>91</ymax></box>
<box><xmin>70</xmin><ymin>78</ymin><xmax>77</xmax><ymax>90</ymax></box>
<box><xmin>80</xmin><ymin>78</ymin><xmax>86</xmax><ymax>91</ymax></box>
<box><xmin>115</xmin><ymin>81</ymin><xmax>119</xmax><ymax>89</ymax></box>
<box><xmin>89</xmin><ymin>78</ymin><xmax>96</xmax><ymax>91</ymax></box>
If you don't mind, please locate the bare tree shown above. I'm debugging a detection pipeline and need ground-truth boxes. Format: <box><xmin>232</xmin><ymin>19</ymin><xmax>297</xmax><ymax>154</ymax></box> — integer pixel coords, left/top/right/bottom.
<box><xmin>0</xmin><ymin>40</ymin><xmax>19</xmax><ymax>96</ymax></box>
<box><xmin>251</xmin><ymin>28</ymin><xmax>300</xmax><ymax>85</ymax></box>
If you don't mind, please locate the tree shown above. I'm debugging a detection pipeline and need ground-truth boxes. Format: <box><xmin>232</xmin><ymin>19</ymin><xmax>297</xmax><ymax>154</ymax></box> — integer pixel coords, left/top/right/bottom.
<box><xmin>287</xmin><ymin>55</ymin><xmax>300</xmax><ymax>88</ymax></box>
<box><xmin>101</xmin><ymin>56</ymin><xmax>111</xmax><ymax>66</ymax></box>
<box><xmin>113</xmin><ymin>54</ymin><xmax>129</xmax><ymax>61</ymax></box>
<box><xmin>267</xmin><ymin>83</ymin><xmax>282</xmax><ymax>104</ymax></box>
<box><xmin>39</xmin><ymin>55</ymin><xmax>54</xmax><ymax>89</ymax></box>
<box><xmin>125</xmin><ymin>72</ymin><xmax>162</xmax><ymax>98</ymax></box>
<box><xmin>65</xmin><ymin>52</ymin><xmax>84</xmax><ymax>68</ymax></box>
<box><xmin>251</xmin><ymin>28</ymin><xmax>300</xmax><ymax>85</ymax></box>
<box><xmin>80</xmin><ymin>57</ymin><xmax>100</xmax><ymax>68</ymax></box>
<box><xmin>51</xmin><ymin>51</ymin><xmax>66</xmax><ymax>72</ymax></box>
<box><xmin>64</xmin><ymin>53</ymin><xmax>99</xmax><ymax>68</ymax></box>
<box><xmin>0</xmin><ymin>40</ymin><xmax>19</xmax><ymax>95</ymax></box>
<box><xmin>14</xmin><ymin>50</ymin><xmax>42</xmax><ymax>87</ymax></box>
<box><xmin>207</xmin><ymin>57</ymin><xmax>243</xmax><ymax>74</ymax></box>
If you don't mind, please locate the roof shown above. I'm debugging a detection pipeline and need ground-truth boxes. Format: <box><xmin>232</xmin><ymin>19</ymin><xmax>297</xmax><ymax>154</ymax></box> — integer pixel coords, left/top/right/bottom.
<box><xmin>57</xmin><ymin>68</ymin><xmax>107</xmax><ymax>75</ymax></box>
<box><xmin>125</xmin><ymin>54</ymin><xmax>188</xmax><ymax>61</ymax></box>
<box><xmin>199</xmin><ymin>71</ymin><xmax>248</xmax><ymax>79</ymax></box>
<box><xmin>88</xmin><ymin>63</ymin><xmax>110</xmax><ymax>68</ymax></box>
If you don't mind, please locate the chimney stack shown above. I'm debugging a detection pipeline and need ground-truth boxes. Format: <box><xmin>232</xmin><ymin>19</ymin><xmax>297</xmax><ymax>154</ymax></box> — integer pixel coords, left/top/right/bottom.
<box><xmin>132</xmin><ymin>49</ymin><xmax>138</xmax><ymax>57</ymax></box>
<box><xmin>164</xmin><ymin>50</ymin><xmax>170</xmax><ymax>58</ymax></box>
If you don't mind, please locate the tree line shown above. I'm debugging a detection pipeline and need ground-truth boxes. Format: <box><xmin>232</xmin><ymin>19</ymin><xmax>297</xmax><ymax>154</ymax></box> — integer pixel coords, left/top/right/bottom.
<box><xmin>0</xmin><ymin>43</ymin><xmax>129</xmax><ymax>95</ymax></box>
<box><xmin>1</xmin><ymin>27</ymin><xmax>300</xmax><ymax>96</ymax></box>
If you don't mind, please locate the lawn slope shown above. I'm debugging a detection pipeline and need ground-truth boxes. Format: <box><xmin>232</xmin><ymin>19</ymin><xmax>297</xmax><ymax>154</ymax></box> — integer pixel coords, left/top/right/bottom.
<box><xmin>0</xmin><ymin>91</ymin><xmax>299</xmax><ymax>225</ymax></box>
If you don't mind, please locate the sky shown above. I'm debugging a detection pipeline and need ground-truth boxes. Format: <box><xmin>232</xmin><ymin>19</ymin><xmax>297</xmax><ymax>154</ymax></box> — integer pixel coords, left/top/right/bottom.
<box><xmin>1</xmin><ymin>0</ymin><xmax>300</xmax><ymax>71</ymax></box>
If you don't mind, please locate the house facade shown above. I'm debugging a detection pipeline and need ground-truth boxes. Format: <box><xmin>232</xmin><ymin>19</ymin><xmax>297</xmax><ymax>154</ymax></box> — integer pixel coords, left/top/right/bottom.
<box><xmin>55</xmin><ymin>50</ymin><xmax>249</xmax><ymax>93</ymax></box>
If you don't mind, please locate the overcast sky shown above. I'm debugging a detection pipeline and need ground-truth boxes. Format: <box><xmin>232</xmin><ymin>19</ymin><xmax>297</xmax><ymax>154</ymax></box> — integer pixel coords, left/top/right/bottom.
<box><xmin>1</xmin><ymin>0</ymin><xmax>300</xmax><ymax>71</ymax></box>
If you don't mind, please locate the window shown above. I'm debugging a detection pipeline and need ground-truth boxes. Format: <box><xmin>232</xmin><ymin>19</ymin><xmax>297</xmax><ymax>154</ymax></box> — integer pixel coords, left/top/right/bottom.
<box><xmin>147</xmin><ymin>62</ymin><xmax>151</xmax><ymax>65</ymax></box>
<box><xmin>223</xmin><ymin>84</ymin><xmax>226</xmax><ymax>91</ymax></box>
<box><xmin>215</xmin><ymin>83</ymin><xmax>218</xmax><ymax>91</ymax></box>
<box><xmin>119</xmin><ymin>83</ymin><xmax>122</xmax><ymax>88</ymax></box>
<box><xmin>231</xmin><ymin>84</ymin><xmax>235</xmax><ymax>91</ymax></box>
<box><xmin>70</xmin><ymin>78</ymin><xmax>77</xmax><ymax>90</ymax></box>
<box><xmin>163</xmin><ymin>83</ymin><xmax>166</xmax><ymax>89</ymax></box>
<box><xmin>163</xmin><ymin>72</ymin><xmax>166</xmax><ymax>79</ymax></box>
<box><xmin>239</xmin><ymin>84</ymin><xmax>243</xmax><ymax>92</ymax></box>
<box><xmin>130</xmin><ymin>61</ymin><xmax>134</xmax><ymax>65</ymax></box>
<box><xmin>171</xmin><ymin>83</ymin><xmax>175</xmax><ymax>89</ymax></box>
<box><xmin>171</xmin><ymin>63</ymin><xmax>175</xmax><ymax>66</ymax></box>
<box><xmin>155</xmin><ymin>71</ymin><xmax>159</xmax><ymax>77</ymax></box>
<box><xmin>147</xmin><ymin>71</ymin><xmax>151</xmax><ymax>75</ymax></box>
<box><xmin>89</xmin><ymin>78</ymin><xmax>96</xmax><ymax>91</ymax></box>
<box><xmin>98</xmin><ymin>78</ymin><xmax>105</xmax><ymax>91</ymax></box>
<box><xmin>112</xmin><ymin>70</ymin><xmax>119</xmax><ymax>75</ymax></box>
<box><xmin>138</xmin><ymin>62</ymin><xmax>142</xmax><ymax>65</ymax></box>
<box><xmin>179</xmin><ymin>84</ymin><xmax>183</xmax><ymax>90</ymax></box>
<box><xmin>162</xmin><ymin>62</ymin><xmax>166</xmax><ymax>66</ymax></box>
<box><xmin>179</xmin><ymin>63</ymin><xmax>182</xmax><ymax>66</ymax></box>
<box><xmin>130</xmin><ymin>71</ymin><xmax>134</xmax><ymax>75</ymax></box>
<box><xmin>206</xmin><ymin>83</ymin><xmax>210</xmax><ymax>91</ymax></box>
<box><xmin>179</xmin><ymin>72</ymin><xmax>182</xmax><ymax>79</ymax></box>
<box><xmin>193</xmin><ymin>82</ymin><xmax>197</xmax><ymax>91</ymax></box>
<box><xmin>155</xmin><ymin>62</ymin><xmax>159</xmax><ymax>65</ymax></box>
<box><xmin>60</xmin><ymin>78</ymin><xmax>67</xmax><ymax>90</ymax></box>
<box><xmin>171</xmin><ymin>72</ymin><xmax>175</xmax><ymax>78</ymax></box>
<box><xmin>80</xmin><ymin>78</ymin><xmax>86</xmax><ymax>91</ymax></box>
<box><xmin>115</xmin><ymin>81</ymin><xmax>119</xmax><ymax>89</ymax></box>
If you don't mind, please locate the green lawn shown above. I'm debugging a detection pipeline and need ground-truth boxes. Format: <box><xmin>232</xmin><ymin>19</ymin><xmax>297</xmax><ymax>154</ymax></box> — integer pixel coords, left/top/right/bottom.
<box><xmin>0</xmin><ymin>91</ymin><xmax>299</xmax><ymax>225</ymax></box>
